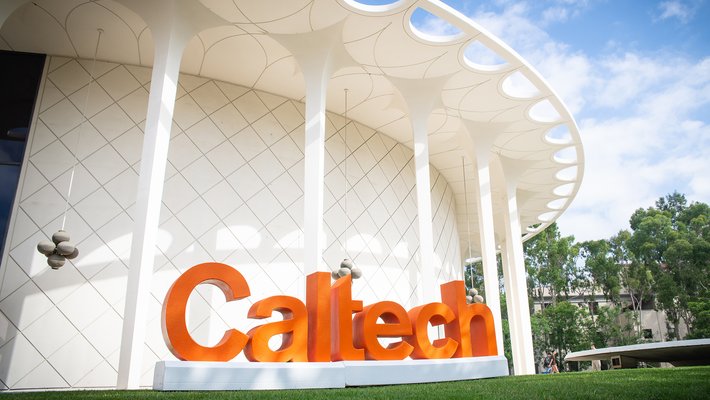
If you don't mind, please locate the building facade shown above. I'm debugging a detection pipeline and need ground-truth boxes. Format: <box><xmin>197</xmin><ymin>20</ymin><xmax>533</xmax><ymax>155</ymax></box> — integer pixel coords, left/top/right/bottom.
<box><xmin>533</xmin><ymin>290</ymin><xmax>689</xmax><ymax>344</ymax></box>
<box><xmin>0</xmin><ymin>0</ymin><xmax>583</xmax><ymax>390</ymax></box>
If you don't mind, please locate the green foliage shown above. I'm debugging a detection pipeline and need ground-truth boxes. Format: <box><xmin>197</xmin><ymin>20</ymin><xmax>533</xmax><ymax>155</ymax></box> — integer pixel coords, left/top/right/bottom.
<box><xmin>578</xmin><ymin>239</ymin><xmax>622</xmax><ymax>304</ymax></box>
<box><xmin>463</xmin><ymin>259</ymin><xmax>485</xmax><ymax>297</ymax></box>
<box><xmin>610</xmin><ymin>229</ymin><xmax>654</xmax><ymax>336</ymax></box>
<box><xmin>591</xmin><ymin>305</ymin><xmax>639</xmax><ymax>347</ymax></box>
<box><xmin>686</xmin><ymin>298</ymin><xmax>710</xmax><ymax>339</ymax></box>
<box><xmin>627</xmin><ymin>192</ymin><xmax>710</xmax><ymax>338</ymax></box>
<box><xmin>521</xmin><ymin>192</ymin><xmax>709</xmax><ymax>361</ymax></box>
<box><xmin>524</xmin><ymin>223</ymin><xmax>578</xmax><ymax>305</ymax></box>
<box><xmin>531</xmin><ymin>301</ymin><xmax>591</xmax><ymax>363</ymax></box>
<box><xmin>530</xmin><ymin>309</ymin><xmax>551</xmax><ymax>365</ymax></box>
<box><xmin>502</xmin><ymin>317</ymin><xmax>513</xmax><ymax>372</ymax></box>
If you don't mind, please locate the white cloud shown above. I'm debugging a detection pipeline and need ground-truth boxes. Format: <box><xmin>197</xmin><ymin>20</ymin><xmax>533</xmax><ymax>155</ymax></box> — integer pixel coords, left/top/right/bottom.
<box><xmin>657</xmin><ymin>1</ymin><xmax>695</xmax><ymax>23</ymax></box>
<box><xmin>413</xmin><ymin>13</ymin><xmax>461</xmax><ymax>37</ymax></box>
<box><xmin>557</xmin><ymin>56</ymin><xmax>710</xmax><ymax>240</ymax></box>
<box><xmin>540</xmin><ymin>0</ymin><xmax>592</xmax><ymax>25</ymax></box>
<box><xmin>593</xmin><ymin>53</ymin><xmax>677</xmax><ymax>109</ymax></box>
<box><xmin>541</xmin><ymin>7</ymin><xmax>570</xmax><ymax>24</ymax></box>
<box><xmin>461</xmin><ymin>5</ymin><xmax>594</xmax><ymax>113</ymax></box>
<box><xmin>458</xmin><ymin>1</ymin><xmax>710</xmax><ymax>241</ymax></box>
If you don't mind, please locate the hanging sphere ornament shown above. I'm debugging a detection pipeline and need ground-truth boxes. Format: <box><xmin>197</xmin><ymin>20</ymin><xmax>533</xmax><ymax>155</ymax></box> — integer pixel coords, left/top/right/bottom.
<box><xmin>474</xmin><ymin>294</ymin><xmax>484</xmax><ymax>303</ymax></box>
<box><xmin>351</xmin><ymin>267</ymin><xmax>362</xmax><ymax>279</ymax></box>
<box><xmin>340</xmin><ymin>258</ymin><xmax>354</xmax><ymax>270</ymax></box>
<box><xmin>466</xmin><ymin>295</ymin><xmax>474</xmax><ymax>304</ymax></box>
<box><xmin>47</xmin><ymin>254</ymin><xmax>66</xmax><ymax>270</ymax></box>
<box><xmin>66</xmin><ymin>247</ymin><xmax>79</xmax><ymax>260</ymax></box>
<box><xmin>37</xmin><ymin>241</ymin><xmax>56</xmax><ymax>256</ymax></box>
<box><xmin>468</xmin><ymin>288</ymin><xmax>478</xmax><ymax>296</ymax></box>
<box><xmin>37</xmin><ymin>230</ymin><xmax>78</xmax><ymax>270</ymax></box>
<box><xmin>331</xmin><ymin>258</ymin><xmax>362</xmax><ymax>281</ymax></box>
<box><xmin>56</xmin><ymin>241</ymin><xmax>76</xmax><ymax>256</ymax></box>
<box><xmin>52</xmin><ymin>230</ymin><xmax>70</xmax><ymax>244</ymax></box>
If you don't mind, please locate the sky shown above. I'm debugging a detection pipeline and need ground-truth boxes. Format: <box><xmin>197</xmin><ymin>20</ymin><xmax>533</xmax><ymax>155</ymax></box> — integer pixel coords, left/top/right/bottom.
<box><xmin>406</xmin><ymin>0</ymin><xmax>710</xmax><ymax>242</ymax></box>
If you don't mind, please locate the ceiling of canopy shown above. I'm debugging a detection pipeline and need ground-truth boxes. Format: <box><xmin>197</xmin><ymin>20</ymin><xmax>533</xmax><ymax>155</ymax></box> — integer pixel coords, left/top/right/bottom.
<box><xmin>0</xmin><ymin>0</ymin><xmax>584</xmax><ymax>259</ymax></box>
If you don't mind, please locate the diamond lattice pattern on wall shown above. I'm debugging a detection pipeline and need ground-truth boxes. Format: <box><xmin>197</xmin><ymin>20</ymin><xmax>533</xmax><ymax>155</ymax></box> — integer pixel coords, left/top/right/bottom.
<box><xmin>0</xmin><ymin>56</ymin><xmax>461</xmax><ymax>389</ymax></box>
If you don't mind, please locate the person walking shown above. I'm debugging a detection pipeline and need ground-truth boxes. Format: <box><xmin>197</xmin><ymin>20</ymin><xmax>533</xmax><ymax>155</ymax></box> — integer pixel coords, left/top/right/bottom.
<box><xmin>550</xmin><ymin>350</ymin><xmax>560</xmax><ymax>373</ymax></box>
<box><xmin>542</xmin><ymin>351</ymin><xmax>552</xmax><ymax>374</ymax></box>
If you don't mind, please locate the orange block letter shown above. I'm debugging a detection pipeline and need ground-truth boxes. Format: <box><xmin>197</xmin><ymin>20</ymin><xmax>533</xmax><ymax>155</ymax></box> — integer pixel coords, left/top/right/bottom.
<box><xmin>306</xmin><ymin>272</ymin><xmax>331</xmax><ymax>361</ymax></box>
<box><xmin>440</xmin><ymin>281</ymin><xmax>497</xmax><ymax>357</ymax></box>
<box><xmin>244</xmin><ymin>295</ymin><xmax>308</xmax><ymax>362</ymax></box>
<box><xmin>405</xmin><ymin>302</ymin><xmax>458</xmax><ymax>359</ymax></box>
<box><xmin>330</xmin><ymin>275</ymin><xmax>364</xmax><ymax>361</ymax></box>
<box><xmin>354</xmin><ymin>301</ymin><xmax>413</xmax><ymax>360</ymax></box>
<box><xmin>162</xmin><ymin>262</ymin><xmax>250</xmax><ymax>361</ymax></box>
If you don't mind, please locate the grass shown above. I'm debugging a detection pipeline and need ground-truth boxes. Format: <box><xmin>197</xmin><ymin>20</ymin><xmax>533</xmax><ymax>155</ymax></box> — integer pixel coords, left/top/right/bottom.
<box><xmin>6</xmin><ymin>366</ymin><xmax>710</xmax><ymax>400</ymax></box>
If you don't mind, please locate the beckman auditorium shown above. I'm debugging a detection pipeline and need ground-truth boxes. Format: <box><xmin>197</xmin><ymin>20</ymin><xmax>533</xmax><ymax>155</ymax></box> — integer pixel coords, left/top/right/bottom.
<box><xmin>0</xmin><ymin>0</ymin><xmax>583</xmax><ymax>390</ymax></box>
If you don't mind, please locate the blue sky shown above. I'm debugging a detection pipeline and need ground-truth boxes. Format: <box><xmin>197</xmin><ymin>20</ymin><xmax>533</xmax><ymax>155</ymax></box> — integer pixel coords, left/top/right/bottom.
<box><xmin>405</xmin><ymin>0</ymin><xmax>710</xmax><ymax>242</ymax></box>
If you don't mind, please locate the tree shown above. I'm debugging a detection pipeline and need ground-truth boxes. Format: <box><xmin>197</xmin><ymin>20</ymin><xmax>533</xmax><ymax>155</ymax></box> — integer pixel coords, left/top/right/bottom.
<box><xmin>531</xmin><ymin>310</ymin><xmax>551</xmax><ymax>370</ymax></box>
<box><xmin>591</xmin><ymin>305</ymin><xmax>639</xmax><ymax>347</ymax></box>
<box><xmin>612</xmin><ymin>230</ymin><xmax>654</xmax><ymax>337</ymax></box>
<box><xmin>523</xmin><ymin>192</ymin><xmax>708</xmax><ymax>361</ymax></box>
<box><xmin>524</xmin><ymin>223</ymin><xmax>579</xmax><ymax>307</ymax></box>
<box><xmin>628</xmin><ymin>193</ymin><xmax>710</xmax><ymax>338</ymax></box>
<box><xmin>463</xmin><ymin>259</ymin><xmax>485</xmax><ymax>297</ymax></box>
<box><xmin>579</xmin><ymin>239</ymin><xmax>622</xmax><ymax>305</ymax></box>
<box><xmin>687</xmin><ymin>299</ymin><xmax>710</xmax><ymax>339</ymax></box>
<box><xmin>531</xmin><ymin>301</ymin><xmax>591</xmax><ymax>369</ymax></box>
<box><xmin>673</xmin><ymin>200</ymin><xmax>710</xmax><ymax>335</ymax></box>
<box><xmin>577</xmin><ymin>238</ymin><xmax>641</xmax><ymax>348</ymax></box>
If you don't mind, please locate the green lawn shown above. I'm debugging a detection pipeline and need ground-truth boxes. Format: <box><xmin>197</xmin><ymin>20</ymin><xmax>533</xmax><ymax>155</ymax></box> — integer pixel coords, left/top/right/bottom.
<box><xmin>6</xmin><ymin>366</ymin><xmax>710</xmax><ymax>400</ymax></box>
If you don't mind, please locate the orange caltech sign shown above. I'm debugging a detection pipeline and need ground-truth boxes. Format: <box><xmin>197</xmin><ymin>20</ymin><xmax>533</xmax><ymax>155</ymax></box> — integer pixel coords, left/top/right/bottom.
<box><xmin>162</xmin><ymin>262</ymin><xmax>497</xmax><ymax>362</ymax></box>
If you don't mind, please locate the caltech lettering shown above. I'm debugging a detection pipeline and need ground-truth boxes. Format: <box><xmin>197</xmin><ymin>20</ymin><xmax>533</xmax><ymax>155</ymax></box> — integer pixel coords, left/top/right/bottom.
<box><xmin>162</xmin><ymin>262</ymin><xmax>497</xmax><ymax>362</ymax></box>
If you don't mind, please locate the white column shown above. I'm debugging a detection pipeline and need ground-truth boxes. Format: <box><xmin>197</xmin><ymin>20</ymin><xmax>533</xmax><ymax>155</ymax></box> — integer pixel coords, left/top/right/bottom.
<box><xmin>301</xmin><ymin>64</ymin><xmax>329</xmax><ymax>274</ymax></box>
<box><xmin>388</xmin><ymin>76</ymin><xmax>451</xmax><ymax>304</ymax></box>
<box><xmin>461</xmin><ymin>120</ymin><xmax>506</xmax><ymax>356</ymax></box>
<box><xmin>115</xmin><ymin>0</ymin><xmax>224</xmax><ymax>389</ymax></box>
<box><xmin>411</xmin><ymin>113</ymin><xmax>437</xmax><ymax>303</ymax></box>
<box><xmin>271</xmin><ymin>22</ymin><xmax>355</xmax><ymax>275</ymax></box>
<box><xmin>472</xmin><ymin>150</ymin><xmax>504</xmax><ymax>356</ymax></box>
<box><xmin>500</xmin><ymin>239</ymin><xmax>522</xmax><ymax>372</ymax></box>
<box><xmin>501</xmin><ymin>177</ymin><xmax>535</xmax><ymax>375</ymax></box>
<box><xmin>117</xmin><ymin>29</ymin><xmax>185</xmax><ymax>391</ymax></box>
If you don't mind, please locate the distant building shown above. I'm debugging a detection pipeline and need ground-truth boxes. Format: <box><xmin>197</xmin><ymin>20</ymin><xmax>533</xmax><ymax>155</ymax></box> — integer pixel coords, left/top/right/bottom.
<box><xmin>532</xmin><ymin>288</ymin><xmax>688</xmax><ymax>343</ymax></box>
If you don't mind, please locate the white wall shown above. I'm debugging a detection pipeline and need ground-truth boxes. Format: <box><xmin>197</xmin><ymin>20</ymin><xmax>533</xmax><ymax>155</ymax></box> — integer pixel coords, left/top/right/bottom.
<box><xmin>0</xmin><ymin>56</ymin><xmax>461</xmax><ymax>389</ymax></box>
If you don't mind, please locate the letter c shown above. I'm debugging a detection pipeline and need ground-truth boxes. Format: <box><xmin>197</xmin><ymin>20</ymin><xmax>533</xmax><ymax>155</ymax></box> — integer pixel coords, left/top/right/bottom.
<box><xmin>162</xmin><ymin>262</ymin><xmax>250</xmax><ymax>361</ymax></box>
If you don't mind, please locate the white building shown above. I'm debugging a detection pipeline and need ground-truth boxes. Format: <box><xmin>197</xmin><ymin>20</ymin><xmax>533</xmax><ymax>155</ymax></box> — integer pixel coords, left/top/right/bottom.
<box><xmin>533</xmin><ymin>290</ymin><xmax>688</xmax><ymax>343</ymax></box>
<box><xmin>0</xmin><ymin>0</ymin><xmax>583</xmax><ymax>390</ymax></box>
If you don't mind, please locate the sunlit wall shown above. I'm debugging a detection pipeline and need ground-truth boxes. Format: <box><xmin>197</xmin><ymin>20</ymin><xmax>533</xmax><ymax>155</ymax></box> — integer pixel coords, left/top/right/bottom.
<box><xmin>0</xmin><ymin>56</ymin><xmax>461</xmax><ymax>389</ymax></box>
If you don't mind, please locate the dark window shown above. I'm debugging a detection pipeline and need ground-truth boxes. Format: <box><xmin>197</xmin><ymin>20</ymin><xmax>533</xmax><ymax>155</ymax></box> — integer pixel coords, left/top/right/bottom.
<box><xmin>642</xmin><ymin>329</ymin><xmax>653</xmax><ymax>339</ymax></box>
<box><xmin>0</xmin><ymin>51</ymin><xmax>46</xmax><ymax>258</ymax></box>
<box><xmin>641</xmin><ymin>298</ymin><xmax>656</xmax><ymax>310</ymax></box>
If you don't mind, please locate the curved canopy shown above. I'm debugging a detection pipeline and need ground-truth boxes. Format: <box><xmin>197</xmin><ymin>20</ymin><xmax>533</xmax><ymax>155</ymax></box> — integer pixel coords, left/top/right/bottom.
<box><xmin>0</xmin><ymin>0</ymin><xmax>583</xmax><ymax>258</ymax></box>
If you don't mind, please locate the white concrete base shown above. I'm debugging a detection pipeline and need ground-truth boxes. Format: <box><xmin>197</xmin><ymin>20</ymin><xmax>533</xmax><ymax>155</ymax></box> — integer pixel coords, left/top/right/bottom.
<box><xmin>153</xmin><ymin>361</ymin><xmax>345</xmax><ymax>390</ymax></box>
<box><xmin>153</xmin><ymin>357</ymin><xmax>509</xmax><ymax>391</ymax></box>
<box><xmin>342</xmin><ymin>356</ymin><xmax>509</xmax><ymax>386</ymax></box>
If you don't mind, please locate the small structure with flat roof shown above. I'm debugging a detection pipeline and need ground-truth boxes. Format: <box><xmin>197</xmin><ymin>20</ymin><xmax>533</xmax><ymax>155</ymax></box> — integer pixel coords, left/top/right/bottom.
<box><xmin>565</xmin><ymin>339</ymin><xmax>710</xmax><ymax>369</ymax></box>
